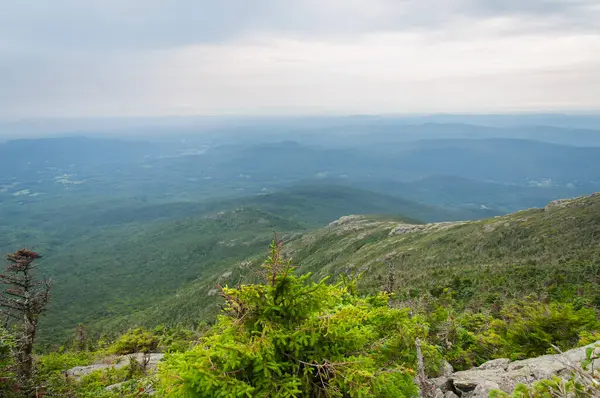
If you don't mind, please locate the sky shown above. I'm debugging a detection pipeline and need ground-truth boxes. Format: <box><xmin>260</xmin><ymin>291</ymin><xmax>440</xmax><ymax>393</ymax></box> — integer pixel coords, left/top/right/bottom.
<box><xmin>1</xmin><ymin>0</ymin><xmax>600</xmax><ymax>118</ymax></box>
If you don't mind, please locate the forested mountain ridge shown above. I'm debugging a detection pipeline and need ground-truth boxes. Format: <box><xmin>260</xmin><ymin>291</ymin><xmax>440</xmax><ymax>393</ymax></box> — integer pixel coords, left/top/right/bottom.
<box><xmin>31</xmin><ymin>185</ymin><xmax>437</xmax><ymax>343</ymax></box>
<box><xmin>287</xmin><ymin>192</ymin><xmax>600</xmax><ymax>309</ymax></box>
<box><xmin>112</xmin><ymin>192</ymin><xmax>600</xmax><ymax>337</ymax></box>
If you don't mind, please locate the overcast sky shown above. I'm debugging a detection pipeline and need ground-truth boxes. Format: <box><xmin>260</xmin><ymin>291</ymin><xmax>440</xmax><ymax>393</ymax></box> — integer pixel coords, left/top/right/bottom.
<box><xmin>1</xmin><ymin>0</ymin><xmax>599</xmax><ymax>118</ymax></box>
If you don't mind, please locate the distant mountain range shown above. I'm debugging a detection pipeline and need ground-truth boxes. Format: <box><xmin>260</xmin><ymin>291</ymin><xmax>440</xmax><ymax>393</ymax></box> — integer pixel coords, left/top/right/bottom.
<box><xmin>2</xmin><ymin>114</ymin><xmax>600</xmax><ymax>139</ymax></box>
<box><xmin>2</xmin><ymin>131</ymin><xmax>599</xmax><ymax>214</ymax></box>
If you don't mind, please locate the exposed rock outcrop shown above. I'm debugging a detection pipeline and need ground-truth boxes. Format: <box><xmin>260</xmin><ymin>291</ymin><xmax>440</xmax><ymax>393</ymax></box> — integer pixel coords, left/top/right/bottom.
<box><xmin>328</xmin><ymin>215</ymin><xmax>363</xmax><ymax>228</ymax></box>
<box><xmin>431</xmin><ymin>341</ymin><xmax>599</xmax><ymax>397</ymax></box>
<box><xmin>544</xmin><ymin>192</ymin><xmax>600</xmax><ymax>211</ymax></box>
<box><xmin>67</xmin><ymin>353</ymin><xmax>164</xmax><ymax>379</ymax></box>
<box><xmin>389</xmin><ymin>221</ymin><xmax>469</xmax><ymax>236</ymax></box>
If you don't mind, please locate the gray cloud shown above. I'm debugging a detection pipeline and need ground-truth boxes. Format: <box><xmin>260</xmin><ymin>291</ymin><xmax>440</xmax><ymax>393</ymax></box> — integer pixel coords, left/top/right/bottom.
<box><xmin>1</xmin><ymin>0</ymin><xmax>597</xmax><ymax>51</ymax></box>
<box><xmin>465</xmin><ymin>0</ymin><xmax>600</xmax><ymax>32</ymax></box>
<box><xmin>0</xmin><ymin>1</ymin><xmax>270</xmax><ymax>50</ymax></box>
<box><xmin>0</xmin><ymin>0</ymin><xmax>599</xmax><ymax>118</ymax></box>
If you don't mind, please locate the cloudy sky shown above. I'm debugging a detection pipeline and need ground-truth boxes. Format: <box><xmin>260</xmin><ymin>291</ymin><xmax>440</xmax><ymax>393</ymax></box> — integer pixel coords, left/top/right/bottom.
<box><xmin>1</xmin><ymin>0</ymin><xmax>599</xmax><ymax>118</ymax></box>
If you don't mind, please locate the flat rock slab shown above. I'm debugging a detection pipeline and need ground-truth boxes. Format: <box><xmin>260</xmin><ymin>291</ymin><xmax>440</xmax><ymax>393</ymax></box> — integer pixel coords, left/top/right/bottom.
<box><xmin>67</xmin><ymin>353</ymin><xmax>164</xmax><ymax>379</ymax></box>
<box><xmin>435</xmin><ymin>340</ymin><xmax>599</xmax><ymax>397</ymax></box>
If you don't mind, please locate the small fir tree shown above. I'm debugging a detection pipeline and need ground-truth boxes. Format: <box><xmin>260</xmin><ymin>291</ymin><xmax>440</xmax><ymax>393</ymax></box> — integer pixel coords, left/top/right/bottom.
<box><xmin>159</xmin><ymin>239</ymin><xmax>440</xmax><ymax>397</ymax></box>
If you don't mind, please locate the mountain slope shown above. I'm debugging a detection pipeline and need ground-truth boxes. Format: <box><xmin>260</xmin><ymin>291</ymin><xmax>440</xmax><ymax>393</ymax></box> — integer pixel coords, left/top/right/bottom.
<box><xmin>119</xmin><ymin>193</ymin><xmax>600</xmax><ymax>336</ymax></box>
<box><xmin>287</xmin><ymin>193</ymin><xmax>600</xmax><ymax>308</ymax></box>
<box><xmin>37</xmin><ymin>208</ymin><xmax>305</xmax><ymax>342</ymax></box>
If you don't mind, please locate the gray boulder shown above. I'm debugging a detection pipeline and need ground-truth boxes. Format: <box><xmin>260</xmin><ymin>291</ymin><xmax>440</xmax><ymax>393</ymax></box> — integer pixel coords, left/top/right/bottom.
<box><xmin>440</xmin><ymin>360</ymin><xmax>454</xmax><ymax>376</ymax></box>
<box><xmin>476</xmin><ymin>358</ymin><xmax>510</xmax><ymax>371</ymax></box>
<box><xmin>466</xmin><ymin>380</ymin><xmax>500</xmax><ymax>398</ymax></box>
<box><xmin>431</xmin><ymin>376</ymin><xmax>453</xmax><ymax>392</ymax></box>
<box><xmin>67</xmin><ymin>353</ymin><xmax>164</xmax><ymax>379</ymax></box>
<box><xmin>67</xmin><ymin>363</ymin><xmax>118</xmax><ymax>378</ymax></box>
<box><xmin>446</xmin><ymin>341</ymin><xmax>599</xmax><ymax>396</ymax></box>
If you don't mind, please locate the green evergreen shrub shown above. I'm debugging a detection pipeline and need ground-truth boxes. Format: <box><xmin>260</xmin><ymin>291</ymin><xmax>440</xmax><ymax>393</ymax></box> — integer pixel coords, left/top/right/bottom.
<box><xmin>498</xmin><ymin>301</ymin><xmax>600</xmax><ymax>360</ymax></box>
<box><xmin>153</xmin><ymin>324</ymin><xmax>207</xmax><ymax>353</ymax></box>
<box><xmin>110</xmin><ymin>328</ymin><xmax>159</xmax><ymax>355</ymax></box>
<box><xmin>426</xmin><ymin>293</ymin><xmax>600</xmax><ymax>369</ymax></box>
<box><xmin>159</xmin><ymin>240</ymin><xmax>439</xmax><ymax>397</ymax></box>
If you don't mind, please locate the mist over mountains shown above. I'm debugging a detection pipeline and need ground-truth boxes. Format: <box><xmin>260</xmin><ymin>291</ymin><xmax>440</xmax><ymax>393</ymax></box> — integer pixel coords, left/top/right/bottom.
<box><xmin>2</xmin><ymin>116</ymin><xmax>599</xmax><ymax>215</ymax></box>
